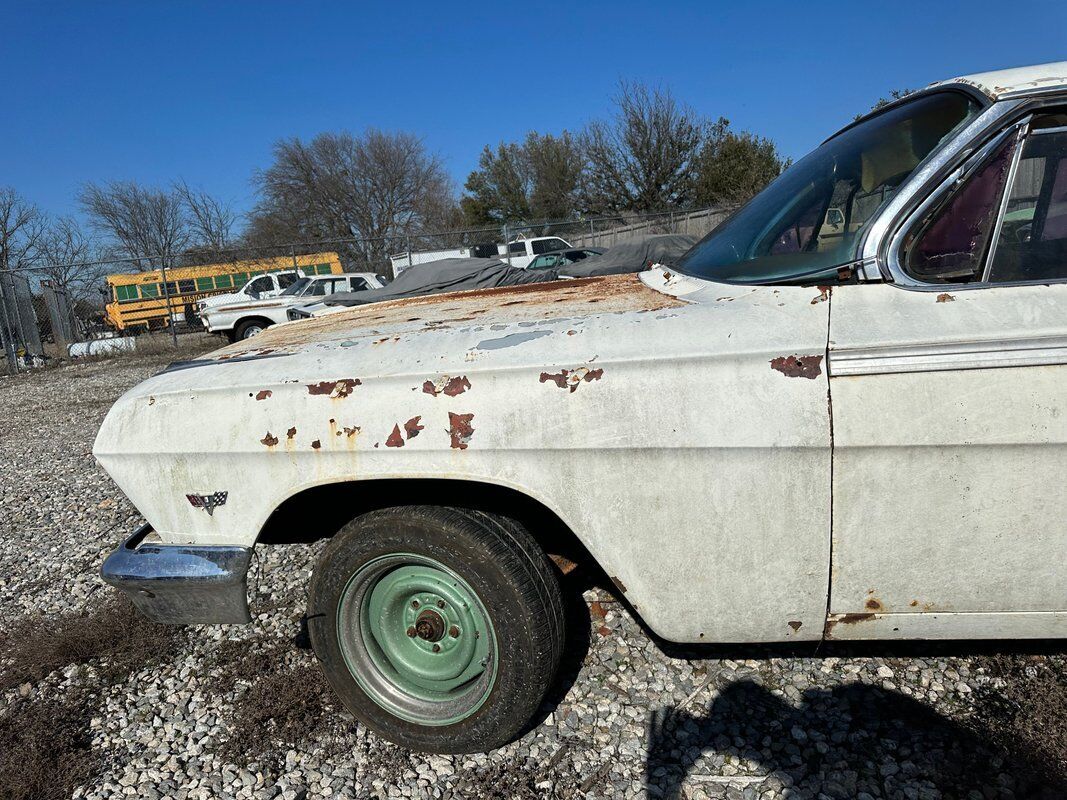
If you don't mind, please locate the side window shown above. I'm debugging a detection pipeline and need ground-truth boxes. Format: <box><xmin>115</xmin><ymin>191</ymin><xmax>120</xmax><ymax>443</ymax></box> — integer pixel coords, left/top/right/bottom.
<box><xmin>987</xmin><ymin>128</ymin><xmax>1067</xmax><ymax>282</ymax></box>
<box><xmin>508</xmin><ymin>242</ymin><xmax>526</xmax><ymax>255</ymax></box>
<box><xmin>348</xmin><ymin>277</ymin><xmax>369</xmax><ymax>291</ymax></box>
<box><xmin>248</xmin><ymin>276</ymin><xmax>273</xmax><ymax>294</ymax></box>
<box><xmin>277</xmin><ymin>272</ymin><xmax>300</xmax><ymax>289</ymax></box>
<box><xmin>304</xmin><ymin>281</ymin><xmax>327</xmax><ymax>296</ymax></box>
<box><xmin>903</xmin><ymin>135</ymin><xmax>1016</xmax><ymax>282</ymax></box>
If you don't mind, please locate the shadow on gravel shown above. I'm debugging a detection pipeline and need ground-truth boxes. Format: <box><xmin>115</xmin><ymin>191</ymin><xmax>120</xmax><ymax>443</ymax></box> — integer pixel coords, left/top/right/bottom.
<box><xmin>645</xmin><ymin>678</ymin><xmax>1067</xmax><ymax>800</ymax></box>
<box><xmin>0</xmin><ymin>594</ymin><xmax>183</xmax><ymax>800</ymax></box>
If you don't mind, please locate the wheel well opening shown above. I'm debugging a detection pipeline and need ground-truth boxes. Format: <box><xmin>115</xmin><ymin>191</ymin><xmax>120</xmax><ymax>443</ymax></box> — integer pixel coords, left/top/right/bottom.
<box><xmin>255</xmin><ymin>478</ymin><xmax>595</xmax><ymax>576</ymax></box>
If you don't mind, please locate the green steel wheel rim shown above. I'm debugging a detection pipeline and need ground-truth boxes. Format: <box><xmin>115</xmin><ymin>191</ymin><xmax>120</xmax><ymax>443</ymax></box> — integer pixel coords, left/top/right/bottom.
<box><xmin>336</xmin><ymin>553</ymin><xmax>498</xmax><ymax>726</ymax></box>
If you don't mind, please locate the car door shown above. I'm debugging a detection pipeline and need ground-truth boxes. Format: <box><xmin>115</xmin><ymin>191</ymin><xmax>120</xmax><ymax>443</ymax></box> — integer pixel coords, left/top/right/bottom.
<box><xmin>827</xmin><ymin>113</ymin><xmax>1067</xmax><ymax>639</ymax></box>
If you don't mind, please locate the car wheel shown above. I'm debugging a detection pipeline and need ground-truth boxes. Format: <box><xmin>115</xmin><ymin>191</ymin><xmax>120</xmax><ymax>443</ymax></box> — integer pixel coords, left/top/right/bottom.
<box><xmin>235</xmin><ymin>319</ymin><xmax>267</xmax><ymax>340</ymax></box>
<box><xmin>308</xmin><ymin>506</ymin><xmax>564</xmax><ymax>753</ymax></box>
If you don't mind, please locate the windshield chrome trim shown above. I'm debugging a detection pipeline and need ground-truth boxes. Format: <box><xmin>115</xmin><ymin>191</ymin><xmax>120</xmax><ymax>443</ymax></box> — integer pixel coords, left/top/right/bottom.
<box><xmin>860</xmin><ymin>99</ymin><xmax>1026</xmax><ymax>284</ymax></box>
<box><xmin>823</xmin><ymin>84</ymin><xmax>992</xmax><ymax>144</ymax></box>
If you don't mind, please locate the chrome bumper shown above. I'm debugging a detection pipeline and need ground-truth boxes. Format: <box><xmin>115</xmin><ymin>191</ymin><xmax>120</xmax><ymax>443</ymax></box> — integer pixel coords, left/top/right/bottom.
<box><xmin>101</xmin><ymin>523</ymin><xmax>253</xmax><ymax>624</ymax></box>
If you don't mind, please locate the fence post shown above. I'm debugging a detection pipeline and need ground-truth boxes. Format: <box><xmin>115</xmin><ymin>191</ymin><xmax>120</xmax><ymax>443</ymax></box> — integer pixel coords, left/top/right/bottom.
<box><xmin>290</xmin><ymin>245</ymin><xmax>298</xmax><ymax>272</ymax></box>
<box><xmin>588</xmin><ymin>218</ymin><xmax>595</xmax><ymax>247</ymax></box>
<box><xmin>503</xmin><ymin>223</ymin><xmax>511</xmax><ymax>265</ymax></box>
<box><xmin>0</xmin><ymin>274</ymin><xmax>18</xmax><ymax>375</ymax></box>
<box><xmin>156</xmin><ymin>259</ymin><xmax>179</xmax><ymax>347</ymax></box>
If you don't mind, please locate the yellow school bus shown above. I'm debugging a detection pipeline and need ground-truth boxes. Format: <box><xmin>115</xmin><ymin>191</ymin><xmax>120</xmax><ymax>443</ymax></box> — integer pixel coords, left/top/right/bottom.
<box><xmin>104</xmin><ymin>252</ymin><xmax>343</xmax><ymax>332</ymax></box>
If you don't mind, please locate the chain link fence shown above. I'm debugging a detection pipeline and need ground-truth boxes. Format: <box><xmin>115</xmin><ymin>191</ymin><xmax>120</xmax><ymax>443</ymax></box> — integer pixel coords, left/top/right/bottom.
<box><xmin>0</xmin><ymin>206</ymin><xmax>730</xmax><ymax>375</ymax></box>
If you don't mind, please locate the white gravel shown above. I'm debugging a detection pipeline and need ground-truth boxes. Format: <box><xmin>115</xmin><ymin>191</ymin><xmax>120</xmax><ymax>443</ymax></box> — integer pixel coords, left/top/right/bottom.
<box><xmin>1</xmin><ymin>351</ymin><xmax>1064</xmax><ymax>800</ymax></box>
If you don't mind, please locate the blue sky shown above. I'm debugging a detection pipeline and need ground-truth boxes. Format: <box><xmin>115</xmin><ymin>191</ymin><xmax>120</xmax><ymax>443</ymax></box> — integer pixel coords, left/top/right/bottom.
<box><xmin>3</xmin><ymin>1</ymin><xmax>1065</xmax><ymax>224</ymax></box>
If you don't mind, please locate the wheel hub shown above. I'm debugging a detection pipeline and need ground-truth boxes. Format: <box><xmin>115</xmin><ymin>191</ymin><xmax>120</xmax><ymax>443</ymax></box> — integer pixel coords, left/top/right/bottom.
<box><xmin>415</xmin><ymin>609</ymin><xmax>446</xmax><ymax>642</ymax></box>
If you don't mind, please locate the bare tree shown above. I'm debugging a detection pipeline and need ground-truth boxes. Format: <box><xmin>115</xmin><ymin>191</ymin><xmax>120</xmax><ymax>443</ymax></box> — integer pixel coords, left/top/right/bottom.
<box><xmin>80</xmin><ymin>181</ymin><xmax>190</xmax><ymax>269</ymax></box>
<box><xmin>175</xmin><ymin>180</ymin><xmax>236</xmax><ymax>253</ymax></box>
<box><xmin>581</xmin><ymin>82</ymin><xmax>704</xmax><ymax>213</ymax></box>
<box><xmin>39</xmin><ymin>216</ymin><xmax>103</xmax><ymax>305</ymax></box>
<box><xmin>249</xmin><ymin>129</ymin><xmax>454</xmax><ymax>262</ymax></box>
<box><xmin>0</xmin><ymin>187</ymin><xmax>46</xmax><ymax>272</ymax></box>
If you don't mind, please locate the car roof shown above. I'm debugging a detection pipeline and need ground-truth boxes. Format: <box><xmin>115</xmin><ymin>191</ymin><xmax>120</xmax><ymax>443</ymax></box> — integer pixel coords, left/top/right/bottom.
<box><xmin>931</xmin><ymin>61</ymin><xmax>1067</xmax><ymax>101</ymax></box>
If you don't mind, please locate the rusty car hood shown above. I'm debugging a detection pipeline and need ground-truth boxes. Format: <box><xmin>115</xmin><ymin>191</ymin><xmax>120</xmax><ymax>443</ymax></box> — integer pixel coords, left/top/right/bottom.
<box><xmin>201</xmin><ymin>273</ymin><xmax>685</xmax><ymax>360</ymax></box>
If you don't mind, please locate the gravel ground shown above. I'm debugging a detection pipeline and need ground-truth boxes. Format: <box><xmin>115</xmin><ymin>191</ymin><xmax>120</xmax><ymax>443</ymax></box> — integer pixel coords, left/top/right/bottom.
<box><xmin>1</xmin><ymin>348</ymin><xmax>1065</xmax><ymax>800</ymax></box>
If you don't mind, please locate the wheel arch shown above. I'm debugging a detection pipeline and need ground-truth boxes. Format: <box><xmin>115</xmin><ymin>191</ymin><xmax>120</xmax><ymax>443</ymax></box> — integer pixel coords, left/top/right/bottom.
<box><xmin>254</xmin><ymin>477</ymin><xmax>600</xmax><ymax>583</ymax></box>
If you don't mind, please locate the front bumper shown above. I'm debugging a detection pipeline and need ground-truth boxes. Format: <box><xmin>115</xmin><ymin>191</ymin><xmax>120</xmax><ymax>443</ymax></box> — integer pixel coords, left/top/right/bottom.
<box><xmin>101</xmin><ymin>524</ymin><xmax>253</xmax><ymax>624</ymax></box>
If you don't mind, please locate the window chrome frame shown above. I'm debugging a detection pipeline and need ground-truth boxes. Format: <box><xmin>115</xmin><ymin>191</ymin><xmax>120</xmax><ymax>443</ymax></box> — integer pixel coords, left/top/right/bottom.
<box><xmin>868</xmin><ymin>91</ymin><xmax>1067</xmax><ymax>292</ymax></box>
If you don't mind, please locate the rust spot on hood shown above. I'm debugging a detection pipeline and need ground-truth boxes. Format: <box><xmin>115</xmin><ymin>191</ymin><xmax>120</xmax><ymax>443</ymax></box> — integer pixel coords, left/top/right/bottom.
<box><xmin>286</xmin><ymin>427</ymin><xmax>297</xmax><ymax>440</ymax></box>
<box><xmin>404</xmin><ymin>416</ymin><xmax>424</xmax><ymax>439</ymax></box>
<box><xmin>209</xmin><ymin>274</ymin><xmax>686</xmax><ymax>356</ymax></box>
<box><xmin>255</xmin><ymin>390</ymin><xmax>272</xmax><ymax>401</ymax></box>
<box><xmin>447</xmin><ymin>412</ymin><xmax>475</xmax><ymax>450</ymax></box>
<box><xmin>810</xmin><ymin>286</ymin><xmax>831</xmax><ymax>305</ymax></box>
<box><xmin>260</xmin><ymin>432</ymin><xmax>279</xmax><ymax>447</ymax></box>
<box><xmin>385</xmin><ymin>424</ymin><xmax>405</xmax><ymax>448</ymax></box>
<box><xmin>539</xmin><ymin>367</ymin><xmax>604</xmax><ymax>393</ymax></box>
<box><xmin>306</xmin><ymin>378</ymin><xmax>361</xmax><ymax>398</ymax></box>
<box><xmin>936</xmin><ymin>292</ymin><xmax>955</xmax><ymax>303</ymax></box>
<box><xmin>311</xmin><ymin>439</ymin><xmax>321</xmax><ymax>450</ymax></box>
<box><xmin>788</xmin><ymin>621</ymin><xmax>803</xmax><ymax>632</ymax></box>
<box><xmin>422</xmin><ymin>375</ymin><xmax>471</xmax><ymax>397</ymax></box>
<box><xmin>770</xmin><ymin>354</ymin><xmax>823</xmax><ymax>379</ymax></box>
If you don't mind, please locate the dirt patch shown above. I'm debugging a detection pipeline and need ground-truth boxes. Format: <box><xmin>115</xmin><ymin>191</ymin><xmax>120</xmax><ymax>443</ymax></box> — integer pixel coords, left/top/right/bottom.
<box><xmin>211</xmin><ymin>640</ymin><xmax>353</xmax><ymax>770</ymax></box>
<box><xmin>0</xmin><ymin>595</ymin><xmax>183</xmax><ymax>800</ymax></box>
<box><xmin>0</xmin><ymin>594</ymin><xmax>182</xmax><ymax>691</ymax></box>
<box><xmin>0</xmin><ymin>693</ymin><xmax>96</xmax><ymax>800</ymax></box>
<box><xmin>966</xmin><ymin>653</ymin><xmax>1067</xmax><ymax>789</ymax></box>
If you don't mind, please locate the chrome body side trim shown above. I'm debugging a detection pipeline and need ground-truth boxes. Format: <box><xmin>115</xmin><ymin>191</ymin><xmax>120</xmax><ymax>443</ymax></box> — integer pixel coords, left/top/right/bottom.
<box><xmin>101</xmin><ymin>523</ymin><xmax>253</xmax><ymax>624</ymax></box>
<box><xmin>829</xmin><ymin>335</ymin><xmax>1067</xmax><ymax>377</ymax></box>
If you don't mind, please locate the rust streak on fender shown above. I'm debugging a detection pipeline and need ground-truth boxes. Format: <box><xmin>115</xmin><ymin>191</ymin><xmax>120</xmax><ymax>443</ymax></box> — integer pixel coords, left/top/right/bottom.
<box><xmin>936</xmin><ymin>292</ymin><xmax>956</xmax><ymax>303</ymax></box>
<box><xmin>385</xmin><ymin>424</ymin><xmax>405</xmax><ymax>448</ymax></box>
<box><xmin>306</xmin><ymin>378</ymin><xmax>361</xmax><ymax>398</ymax></box>
<box><xmin>286</xmin><ymin>426</ymin><xmax>297</xmax><ymax>440</ymax></box>
<box><xmin>810</xmin><ymin>286</ymin><xmax>831</xmax><ymax>305</ymax></box>
<box><xmin>770</xmin><ymin>354</ymin><xmax>823</xmax><ymax>380</ymax></box>
<box><xmin>447</xmin><ymin>413</ymin><xmax>475</xmax><ymax>450</ymax></box>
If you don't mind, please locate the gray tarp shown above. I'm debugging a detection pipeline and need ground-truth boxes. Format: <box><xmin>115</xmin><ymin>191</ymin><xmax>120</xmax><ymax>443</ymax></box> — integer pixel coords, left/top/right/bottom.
<box><xmin>324</xmin><ymin>257</ymin><xmax>559</xmax><ymax>307</ymax></box>
<box><xmin>559</xmin><ymin>234</ymin><xmax>697</xmax><ymax>277</ymax></box>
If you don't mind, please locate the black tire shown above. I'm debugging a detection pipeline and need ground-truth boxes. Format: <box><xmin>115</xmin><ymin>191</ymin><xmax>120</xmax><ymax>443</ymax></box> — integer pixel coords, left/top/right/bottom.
<box><xmin>308</xmin><ymin>506</ymin><xmax>565</xmax><ymax>753</ymax></box>
<box><xmin>234</xmin><ymin>318</ymin><xmax>269</xmax><ymax>341</ymax></box>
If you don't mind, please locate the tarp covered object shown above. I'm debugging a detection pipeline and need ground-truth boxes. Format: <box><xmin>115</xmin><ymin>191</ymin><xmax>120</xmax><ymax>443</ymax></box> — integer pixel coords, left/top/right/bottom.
<box><xmin>559</xmin><ymin>234</ymin><xmax>697</xmax><ymax>277</ymax></box>
<box><xmin>324</xmin><ymin>258</ymin><xmax>559</xmax><ymax>307</ymax></box>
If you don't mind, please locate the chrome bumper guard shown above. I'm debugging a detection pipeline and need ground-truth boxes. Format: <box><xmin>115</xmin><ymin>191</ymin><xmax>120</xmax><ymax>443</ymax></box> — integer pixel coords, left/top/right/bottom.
<box><xmin>101</xmin><ymin>524</ymin><xmax>253</xmax><ymax>624</ymax></box>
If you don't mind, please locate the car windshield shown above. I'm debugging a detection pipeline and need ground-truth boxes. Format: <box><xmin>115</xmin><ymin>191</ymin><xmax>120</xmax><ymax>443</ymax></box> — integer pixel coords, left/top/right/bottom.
<box><xmin>280</xmin><ymin>277</ymin><xmax>311</xmax><ymax>296</ymax></box>
<box><xmin>675</xmin><ymin>91</ymin><xmax>981</xmax><ymax>284</ymax></box>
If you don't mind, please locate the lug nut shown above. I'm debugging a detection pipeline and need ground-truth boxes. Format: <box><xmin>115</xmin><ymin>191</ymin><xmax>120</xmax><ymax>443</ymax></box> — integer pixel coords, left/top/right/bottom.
<box><xmin>432</xmin><ymin>644</ymin><xmax>441</xmax><ymax>653</ymax></box>
<box><xmin>448</xmin><ymin>625</ymin><xmax>460</xmax><ymax>638</ymax></box>
<box><xmin>406</xmin><ymin>626</ymin><xmax>417</xmax><ymax>638</ymax></box>
<box><xmin>411</xmin><ymin>600</ymin><xmax>420</xmax><ymax>609</ymax></box>
<box><xmin>437</xmin><ymin>599</ymin><xmax>446</xmax><ymax>609</ymax></box>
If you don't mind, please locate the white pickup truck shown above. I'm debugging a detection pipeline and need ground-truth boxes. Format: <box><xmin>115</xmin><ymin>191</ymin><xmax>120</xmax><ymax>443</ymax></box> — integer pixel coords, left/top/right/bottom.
<box><xmin>97</xmin><ymin>62</ymin><xmax>1067</xmax><ymax>754</ymax></box>
<box><xmin>390</xmin><ymin>236</ymin><xmax>572</xmax><ymax>274</ymax></box>
<box><xmin>197</xmin><ymin>270</ymin><xmax>303</xmax><ymax>315</ymax></box>
<box><xmin>201</xmin><ymin>272</ymin><xmax>384</xmax><ymax>340</ymax></box>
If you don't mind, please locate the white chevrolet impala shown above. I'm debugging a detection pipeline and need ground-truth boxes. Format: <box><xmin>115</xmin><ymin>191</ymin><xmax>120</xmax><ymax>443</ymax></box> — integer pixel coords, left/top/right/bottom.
<box><xmin>96</xmin><ymin>62</ymin><xmax>1067</xmax><ymax>753</ymax></box>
